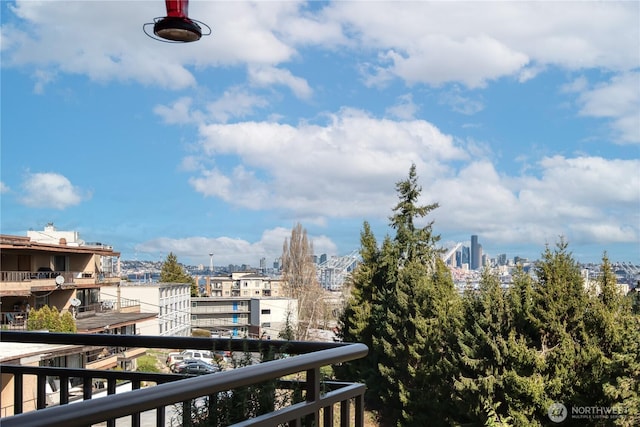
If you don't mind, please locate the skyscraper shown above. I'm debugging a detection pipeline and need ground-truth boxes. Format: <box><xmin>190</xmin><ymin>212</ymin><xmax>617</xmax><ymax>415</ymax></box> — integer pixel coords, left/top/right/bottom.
<box><xmin>471</xmin><ymin>235</ymin><xmax>480</xmax><ymax>270</ymax></box>
<box><xmin>461</xmin><ymin>246</ymin><xmax>470</xmax><ymax>267</ymax></box>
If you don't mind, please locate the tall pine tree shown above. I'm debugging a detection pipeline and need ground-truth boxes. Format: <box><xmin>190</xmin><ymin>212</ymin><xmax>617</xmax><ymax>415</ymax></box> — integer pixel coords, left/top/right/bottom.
<box><xmin>340</xmin><ymin>164</ymin><xmax>462</xmax><ymax>426</ymax></box>
<box><xmin>338</xmin><ymin>221</ymin><xmax>384</xmax><ymax>407</ymax></box>
<box><xmin>585</xmin><ymin>254</ymin><xmax>640</xmax><ymax>425</ymax></box>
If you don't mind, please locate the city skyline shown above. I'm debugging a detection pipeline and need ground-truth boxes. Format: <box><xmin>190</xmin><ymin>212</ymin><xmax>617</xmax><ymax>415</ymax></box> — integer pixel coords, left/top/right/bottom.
<box><xmin>1</xmin><ymin>1</ymin><xmax>638</xmax><ymax>266</ymax></box>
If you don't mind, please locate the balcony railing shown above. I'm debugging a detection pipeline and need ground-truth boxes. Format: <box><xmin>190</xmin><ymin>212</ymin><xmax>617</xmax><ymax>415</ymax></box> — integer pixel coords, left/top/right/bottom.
<box><xmin>0</xmin><ymin>271</ymin><xmax>121</xmax><ymax>287</ymax></box>
<box><xmin>0</xmin><ymin>331</ymin><xmax>368</xmax><ymax>427</ymax></box>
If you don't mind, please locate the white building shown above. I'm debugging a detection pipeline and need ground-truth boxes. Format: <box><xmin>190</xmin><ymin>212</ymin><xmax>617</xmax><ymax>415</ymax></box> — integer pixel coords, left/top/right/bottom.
<box><xmin>191</xmin><ymin>297</ymin><xmax>297</xmax><ymax>339</ymax></box>
<box><xmin>100</xmin><ymin>283</ymin><xmax>191</xmax><ymax>337</ymax></box>
<box><xmin>250</xmin><ymin>297</ymin><xmax>298</xmax><ymax>340</ymax></box>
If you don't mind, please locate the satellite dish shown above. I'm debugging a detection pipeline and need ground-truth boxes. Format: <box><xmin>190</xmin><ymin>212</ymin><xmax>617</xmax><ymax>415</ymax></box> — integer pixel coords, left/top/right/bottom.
<box><xmin>70</xmin><ymin>298</ymin><xmax>81</xmax><ymax>307</ymax></box>
<box><xmin>55</xmin><ymin>275</ymin><xmax>65</xmax><ymax>286</ymax></box>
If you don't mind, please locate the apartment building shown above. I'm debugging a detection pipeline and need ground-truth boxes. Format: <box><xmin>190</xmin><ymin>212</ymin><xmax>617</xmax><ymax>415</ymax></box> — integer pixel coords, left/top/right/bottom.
<box><xmin>0</xmin><ymin>226</ymin><xmax>156</xmax><ymax>416</ymax></box>
<box><xmin>190</xmin><ymin>296</ymin><xmax>297</xmax><ymax>339</ymax></box>
<box><xmin>203</xmin><ymin>271</ymin><xmax>284</xmax><ymax>298</ymax></box>
<box><xmin>1</xmin><ymin>226</ymin><xmax>122</xmax><ymax>323</ymax></box>
<box><xmin>99</xmin><ymin>282</ymin><xmax>192</xmax><ymax>337</ymax></box>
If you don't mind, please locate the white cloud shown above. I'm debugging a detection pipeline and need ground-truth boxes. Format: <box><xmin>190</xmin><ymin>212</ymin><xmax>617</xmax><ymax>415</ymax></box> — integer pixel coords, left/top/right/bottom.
<box><xmin>3</xmin><ymin>1</ymin><xmax>637</xmax><ymax>137</ymax></box>
<box><xmin>189</xmin><ymin>166</ymin><xmax>268</xmax><ymax>207</ymax></box>
<box><xmin>3</xmin><ymin>1</ymin><xmax>638</xmax><ymax>261</ymax></box>
<box><xmin>379</xmin><ymin>35</ymin><xmax>530</xmax><ymax>89</ymax></box>
<box><xmin>154</xmin><ymin>97</ymin><xmax>201</xmax><ymax>125</ymax></box>
<box><xmin>0</xmin><ymin>182</ymin><xmax>10</xmax><ymax>193</ymax></box>
<box><xmin>4</xmin><ymin>2</ymin><xmax>636</xmax><ymax>92</ymax></box>
<box><xmin>429</xmin><ymin>156</ymin><xmax>640</xmax><ymax>246</ymax></box>
<box><xmin>327</xmin><ymin>1</ymin><xmax>638</xmax><ymax>83</ymax></box>
<box><xmin>575</xmin><ymin>72</ymin><xmax>640</xmax><ymax>144</ymax></box>
<box><xmin>32</xmin><ymin>69</ymin><xmax>56</xmax><ymax>94</ymax></box>
<box><xmin>1</xmin><ymin>1</ymin><xmax>303</xmax><ymax>90</ymax></box>
<box><xmin>561</xmin><ymin>76</ymin><xmax>589</xmax><ymax>94</ymax></box>
<box><xmin>248</xmin><ymin>65</ymin><xmax>313</xmax><ymax>99</ymax></box>
<box><xmin>135</xmin><ymin>226</ymin><xmax>337</xmax><ymax>266</ymax></box>
<box><xmin>385</xmin><ymin>93</ymin><xmax>419</xmax><ymax>120</ymax></box>
<box><xmin>188</xmin><ymin>110</ymin><xmax>639</xmax><ymax>249</ymax></box>
<box><xmin>154</xmin><ymin>90</ymin><xmax>270</xmax><ymax>126</ymax></box>
<box><xmin>19</xmin><ymin>172</ymin><xmax>88</xmax><ymax>209</ymax></box>
<box><xmin>206</xmin><ymin>87</ymin><xmax>269</xmax><ymax>123</ymax></box>
<box><xmin>179</xmin><ymin>156</ymin><xmax>204</xmax><ymax>173</ymax></box>
<box><xmin>439</xmin><ymin>87</ymin><xmax>485</xmax><ymax>115</ymax></box>
<box><xmin>192</xmin><ymin>109</ymin><xmax>466</xmax><ymax>218</ymax></box>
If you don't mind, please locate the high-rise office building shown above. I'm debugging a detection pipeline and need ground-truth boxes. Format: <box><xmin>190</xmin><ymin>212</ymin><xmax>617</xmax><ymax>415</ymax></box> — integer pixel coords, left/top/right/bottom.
<box><xmin>471</xmin><ymin>235</ymin><xmax>480</xmax><ymax>270</ymax></box>
<box><xmin>461</xmin><ymin>246</ymin><xmax>470</xmax><ymax>267</ymax></box>
<box><xmin>497</xmin><ymin>253</ymin><xmax>507</xmax><ymax>266</ymax></box>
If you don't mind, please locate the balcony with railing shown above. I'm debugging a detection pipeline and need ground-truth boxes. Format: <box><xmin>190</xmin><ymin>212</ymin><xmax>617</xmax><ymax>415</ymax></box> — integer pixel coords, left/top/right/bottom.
<box><xmin>1</xmin><ymin>297</ymin><xmax>142</xmax><ymax>331</ymax></box>
<box><xmin>0</xmin><ymin>331</ymin><xmax>368</xmax><ymax>427</ymax></box>
<box><xmin>0</xmin><ymin>270</ymin><xmax>121</xmax><ymax>295</ymax></box>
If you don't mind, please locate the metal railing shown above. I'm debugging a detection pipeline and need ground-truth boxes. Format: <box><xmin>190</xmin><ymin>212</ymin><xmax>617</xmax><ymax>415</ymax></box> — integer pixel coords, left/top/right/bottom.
<box><xmin>1</xmin><ymin>311</ymin><xmax>28</xmax><ymax>327</ymax></box>
<box><xmin>0</xmin><ymin>270</ymin><xmax>121</xmax><ymax>283</ymax></box>
<box><xmin>0</xmin><ymin>331</ymin><xmax>368</xmax><ymax>427</ymax></box>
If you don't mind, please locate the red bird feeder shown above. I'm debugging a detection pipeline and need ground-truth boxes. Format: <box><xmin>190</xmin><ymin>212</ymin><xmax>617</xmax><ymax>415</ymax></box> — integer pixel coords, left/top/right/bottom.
<box><xmin>144</xmin><ymin>0</ymin><xmax>211</xmax><ymax>43</ymax></box>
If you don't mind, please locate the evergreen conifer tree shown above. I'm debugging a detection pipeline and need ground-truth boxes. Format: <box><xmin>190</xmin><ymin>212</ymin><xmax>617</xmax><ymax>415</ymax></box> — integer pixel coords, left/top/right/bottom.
<box><xmin>454</xmin><ymin>242</ymin><xmax>640</xmax><ymax>426</ymax></box>
<box><xmin>455</xmin><ymin>268</ymin><xmax>542</xmax><ymax>426</ymax></box>
<box><xmin>160</xmin><ymin>252</ymin><xmax>197</xmax><ymax>296</ymax></box>
<box><xmin>340</xmin><ymin>164</ymin><xmax>462</xmax><ymax>426</ymax></box>
<box><xmin>455</xmin><ymin>269</ymin><xmax>511</xmax><ymax>423</ymax></box>
<box><xmin>584</xmin><ymin>254</ymin><xmax>640</xmax><ymax>425</ymax></box>
<box><xmin>338</xmin><ymin>221</ymin><xmax>384</xmax><ymax>407</ymax></box>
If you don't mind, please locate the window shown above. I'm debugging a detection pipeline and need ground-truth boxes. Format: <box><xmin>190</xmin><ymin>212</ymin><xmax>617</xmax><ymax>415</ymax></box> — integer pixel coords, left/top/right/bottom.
<box><xmin>53</xmin><ymin>255</ymin><xmax>67</xmax><ymax>272</ymax></box>
<box><xmin>35</xmin><ymin>295</ymin><xmax>49</xmax><ymax>309</ymax></box>
<box><xmin>262</xmin><ymin>322</ymin><xmax>271</xmax><ymax>328</ymax></box>
<box><xmin>261</xmin><ymin>309</ymin><xmax>271</xmax><ymax>315</ymax></box>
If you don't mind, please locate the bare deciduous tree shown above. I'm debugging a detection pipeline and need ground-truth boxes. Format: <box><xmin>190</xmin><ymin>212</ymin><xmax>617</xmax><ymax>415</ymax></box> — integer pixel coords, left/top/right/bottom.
<box><xmin>281</xmin><ymin>223</ymin><xmax>324</xmax><ymax>340</ymax></box>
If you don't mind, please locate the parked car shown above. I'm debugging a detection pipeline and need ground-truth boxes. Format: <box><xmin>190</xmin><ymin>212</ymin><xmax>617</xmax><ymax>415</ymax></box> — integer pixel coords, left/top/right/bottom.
<box><xmin>166</xmin><ymin>352</ymin><xmax>185</xmax><ymax>367</ymax></box>
<box><xmin>172</xmin><ymin>359</ymin><xmax>220</xmax><ymax>374</ymax></box>
<box><xmin>181</xmin><ymin>363</ymin><xmax>220</xmax><ymax>376</ymax></box>
<box><xmin>180</xmin><ymin>350</ymin><xmax>214</xmax><ymax>364</ymax></box>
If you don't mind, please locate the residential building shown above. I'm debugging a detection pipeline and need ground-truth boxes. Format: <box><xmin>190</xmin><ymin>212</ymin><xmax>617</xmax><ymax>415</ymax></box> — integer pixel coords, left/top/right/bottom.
<box><xmin>251</xmin><ymin>297</ymin><xmax>297</xmax><ymax>339</ymax></box>
<box><xmin>99</xmin><ymin>282</ymin><xmax>192</xmax><ymax>337</ymax></box>
<box><xmin>190</xmin><ymin>272</ymin><xmax>295</xmax><ymax>338</ymax></box>
<box><xmin>202</xmin><ymin>271</ymin><xmax>284</xmax><ymax>298</ymax></box>
<box><xmin>1</xmin><ymin>227</ymin><xmax>121</xmax><ymax>323</ymax></box>
<box><xmin>1</xmin><ymin>227</ymin><xmax>156</xmax><ymax>415</ymax></box>
<box><xmin>191</xmin><ymin>296</ymin><xmax>297</xmax><ymax>339</ymax></box>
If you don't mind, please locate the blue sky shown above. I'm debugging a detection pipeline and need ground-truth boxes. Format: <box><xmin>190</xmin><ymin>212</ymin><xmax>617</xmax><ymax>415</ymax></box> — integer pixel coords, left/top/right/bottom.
<box><xmin>1</xmin><ymin>1</ymin><xmax>639</xmax><ymax>266</ymax></box>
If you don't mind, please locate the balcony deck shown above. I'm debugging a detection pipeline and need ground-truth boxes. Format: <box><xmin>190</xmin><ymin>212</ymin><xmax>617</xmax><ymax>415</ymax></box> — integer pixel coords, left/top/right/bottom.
<box><xmin>0</xmin><ymin>331</ymin><xmax>367</xmax><ymax>427</ymax></box>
